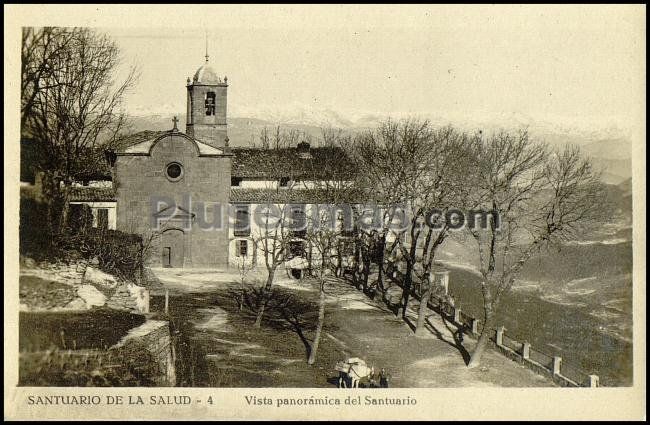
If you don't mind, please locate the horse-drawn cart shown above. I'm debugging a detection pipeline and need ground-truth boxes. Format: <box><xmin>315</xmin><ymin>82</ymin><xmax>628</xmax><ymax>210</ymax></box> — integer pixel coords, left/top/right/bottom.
<box><xmin>335</xmin><ymin>358</ymin><xmax>374</xmax><ymax>388</ymax></box>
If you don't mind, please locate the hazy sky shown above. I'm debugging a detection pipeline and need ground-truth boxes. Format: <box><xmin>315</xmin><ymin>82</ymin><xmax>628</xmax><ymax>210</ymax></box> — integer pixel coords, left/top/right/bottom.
<box><xmin>89</xmin><ymin>5</ymin><xmax>645</xmax><ymax>132</ymax></box>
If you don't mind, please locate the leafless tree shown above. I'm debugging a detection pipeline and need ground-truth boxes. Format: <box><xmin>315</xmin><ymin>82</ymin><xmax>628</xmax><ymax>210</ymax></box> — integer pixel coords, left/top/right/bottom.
<box><xmin>257</xmin><ymin>126</ymin><xmax>312</xmax><ymax>150</ymax></box>
<box><xmin>303</xmin><ymin>208</ymin><xmax>340</xmax><ymax>365</ymax></box>
<box><xmin>349</xmin><ymin>118</ymin><xmax>448</xmax><ymax>317</ymax></box>
<box><xmin>465</xmin><ymin>130</ymin><xmax>605</xmax><ymax>367</ymax></box>
<box><xmin>21</xmin><ymin>27</ymin><xmax>78</xmax><ymax>127</ymax></box>
<box><xmin>411</xmin><ymin>126</ymin><xmax>478</xmax><ymax>337</ymax></box>
<box><xmin>21</xmin><ymin>27</ymin><xmax>138</xmax><ymax>235</ymax></box>
<box><xmin>258</xmin><ymin>126</ymin><xmax>270</xmax><ymax>149</ymax></box>
<box><xmin>302</xmin><ymin>131</ymin><xmax>356</xmax><ymax>365</ymax></box>
<box><xmin>347</xmin><ymin>119</ymin><xmax>421</xmax><ymax>300</ymax></box>
<box><xmin>235</xmin><ymin>255</ymin><xmax>254</xmax><ymax>312</ymax></box>
<box><xmin>250</xmin><ymin>184</ymin><xmax>298</xmax><ymax>328</ymax></box>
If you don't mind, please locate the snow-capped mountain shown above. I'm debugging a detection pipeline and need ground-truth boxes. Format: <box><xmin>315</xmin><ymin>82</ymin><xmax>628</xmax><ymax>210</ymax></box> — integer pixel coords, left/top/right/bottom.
<box><xmin>125</xmin><ymin>102</ymin><xmax>633</xmax><ymax>184</ymax></box>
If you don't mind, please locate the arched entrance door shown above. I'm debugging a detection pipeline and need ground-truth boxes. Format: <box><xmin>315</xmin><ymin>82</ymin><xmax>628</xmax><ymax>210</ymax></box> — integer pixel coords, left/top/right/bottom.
<box><xmin>161</xmin><ymin>229</ymin><xmax>185</xmax><ymax>268</ymax></box>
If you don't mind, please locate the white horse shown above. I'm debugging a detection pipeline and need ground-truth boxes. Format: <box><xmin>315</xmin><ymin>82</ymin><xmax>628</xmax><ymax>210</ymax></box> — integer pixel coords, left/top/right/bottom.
<box><xmin>336</xmin><ymin>358</ymin><xmax>375</xmax><ymax>388</ymax></box>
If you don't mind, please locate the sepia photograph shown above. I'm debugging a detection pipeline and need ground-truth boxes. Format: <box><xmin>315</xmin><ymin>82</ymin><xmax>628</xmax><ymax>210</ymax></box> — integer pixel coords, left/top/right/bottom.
<box><xmin>5</xmin><ymin>4</ymin><xmax>646</xmax><ymax>421</ymax></box>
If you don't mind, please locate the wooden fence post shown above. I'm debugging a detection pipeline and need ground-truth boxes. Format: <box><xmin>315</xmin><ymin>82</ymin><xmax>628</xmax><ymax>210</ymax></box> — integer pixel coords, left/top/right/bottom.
<box><xmin>164</xmin><ymin>289</ymin><xmax>169</xmax><ymax>314</ymax></box>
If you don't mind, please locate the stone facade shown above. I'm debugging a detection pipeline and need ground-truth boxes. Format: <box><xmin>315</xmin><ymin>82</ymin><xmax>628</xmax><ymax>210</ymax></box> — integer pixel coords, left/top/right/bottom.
<box><xmin>186</xmin><ymin>83</ymin><xmax>228</xmax><ymax>148</ymax></box>
<box><xmin>114</xmin><ymin>132</ymin><xmax>232</xmax><ymax>267</ymax></box>
<box><xmin>185</xmin><ymin>59</ymin><xmax>228</xmax><ymax>149</ymax></box>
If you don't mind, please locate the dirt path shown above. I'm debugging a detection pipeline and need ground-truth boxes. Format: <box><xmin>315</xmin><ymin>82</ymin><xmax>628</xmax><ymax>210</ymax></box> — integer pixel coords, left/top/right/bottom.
<box><xmin>150</xmin><ymin>268</ymin><xmax>555</xmax><ymax>388</ymax></box>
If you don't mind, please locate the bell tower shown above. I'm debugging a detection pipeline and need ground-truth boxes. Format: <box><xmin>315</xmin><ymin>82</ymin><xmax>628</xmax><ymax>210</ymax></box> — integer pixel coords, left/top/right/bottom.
<box><xmin>185</xmin><ymin>46</ymin><xmax>229</xmax><ymax>149</ymax></box>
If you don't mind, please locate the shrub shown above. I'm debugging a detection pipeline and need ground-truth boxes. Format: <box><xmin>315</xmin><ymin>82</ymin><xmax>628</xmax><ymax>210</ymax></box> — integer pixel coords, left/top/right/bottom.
<box><xmin>56</xmin><ymin>228</ymin><xmax>145</xmax><ymax>283</ymax></box>
<box><xmin>19</xmin><ymin>348</ymin><xmax>161</xmax><ymax>387</ymax></box>
<box><xmin>20</xmin><ymin>189</ymin><xmax>152</xmax><ymax>283</ymax></box>
<box><xmin>19</xmin><ymin>195</ymin><xmax>56</xmax><ymax>260</ymax></box>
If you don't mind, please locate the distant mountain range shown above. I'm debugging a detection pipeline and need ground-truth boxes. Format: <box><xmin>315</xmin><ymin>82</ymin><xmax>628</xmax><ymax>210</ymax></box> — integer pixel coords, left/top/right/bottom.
<box><xmin>125</xmin><ymin>106</ymin><xmax>633</xmax><ymax>185</ymax></box>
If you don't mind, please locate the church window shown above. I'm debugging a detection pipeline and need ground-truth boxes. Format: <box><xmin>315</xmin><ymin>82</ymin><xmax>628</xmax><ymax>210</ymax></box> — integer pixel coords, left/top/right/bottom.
<box><xmin>205</xmin><ymin>92</ymin><xmax>216</xmax><ymax>116</ymax></box>
<box><xmin>166</xmin><ymin>162</ymin><xmax>184</xmax><ymax>181</ymax></box>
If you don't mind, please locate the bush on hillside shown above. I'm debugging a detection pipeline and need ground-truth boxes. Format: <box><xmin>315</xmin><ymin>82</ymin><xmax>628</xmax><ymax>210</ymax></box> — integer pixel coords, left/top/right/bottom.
<box><xmin>56</xmin><ymin>227</ymin><xmax>145</xmax><ymax>283</ymax></box>
<box><xmin>20</xmin><ymin>191</ymin><xmax>149</xmax><ymax>283</ymax></box>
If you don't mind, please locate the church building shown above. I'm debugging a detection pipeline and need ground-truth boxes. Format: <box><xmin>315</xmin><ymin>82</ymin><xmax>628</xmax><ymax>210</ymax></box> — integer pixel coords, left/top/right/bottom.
<box><xmin>69</xmin><ymin>55</ymin><xmax>356</xmax><ymax>269</ymax></box>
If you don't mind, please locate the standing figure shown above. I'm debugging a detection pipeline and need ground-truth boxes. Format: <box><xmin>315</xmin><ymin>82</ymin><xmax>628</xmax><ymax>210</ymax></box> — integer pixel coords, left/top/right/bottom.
<box><xmin>379</xmin><ymin>368</ymin><xmax>390</xmax><ymax>388</ymax></box>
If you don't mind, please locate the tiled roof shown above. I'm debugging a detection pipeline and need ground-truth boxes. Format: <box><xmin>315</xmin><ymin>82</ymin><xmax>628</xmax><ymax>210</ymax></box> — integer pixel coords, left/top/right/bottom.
<box><xmin>68</xmin><ymin>187</ymin><xmax>116</xmax><ymax>202</ymax></box>
<box><xmin>230</xmin><ymin>147</ymin><xmax>355</xmax><ymax>179</ymax></box>
<box><xmin>230</xmin><ymin>188</ymin><xmax>371</xmax><ymax>204</ymax></box>
<box><xmin>116</xmin><ymin>130</ymin><xmax>227</xmax><ymax>156</ymax></box>
<box><xmin>114</xmin><ymin>130</ymin><xmax>168</xmax><ymax>151</ymax></box>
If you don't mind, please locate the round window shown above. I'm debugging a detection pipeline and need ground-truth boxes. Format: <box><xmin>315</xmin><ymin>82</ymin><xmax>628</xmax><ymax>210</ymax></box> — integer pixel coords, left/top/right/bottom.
<box><xmin>166</xmin><ymin>162</ymin><xmax>183</xmax><ymax>181</ymax></box>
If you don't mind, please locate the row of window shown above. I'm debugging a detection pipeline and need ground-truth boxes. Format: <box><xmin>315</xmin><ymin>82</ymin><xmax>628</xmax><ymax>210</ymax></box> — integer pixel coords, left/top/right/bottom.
<box><xmin>233</xmin><ymin>205</ymin><xmax>309</xmax><ymax>237</ymax></box>
<box><xmin>165</xmin><ymin>164</ymin><xmax>294</xmax><ymax>188</ymax></box>
<box><xmin>235</xmin><ymin>238</ymin><xmax>355</xmax><ymax>259</ymax></box>
<box><xmin>231</xmin><ymin>177</ymin><xmax>291</xmax><ymax>187</ymax></box>
<box><xmin>234</xmin><ymin>239</ymin><xmax>306</xmax><ymax>258</ymax></box>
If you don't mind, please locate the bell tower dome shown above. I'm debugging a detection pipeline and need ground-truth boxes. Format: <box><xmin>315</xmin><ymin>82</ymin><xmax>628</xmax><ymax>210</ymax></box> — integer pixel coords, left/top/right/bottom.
<box><xmin>185</xmin><ymin>49</ymin><xmax>228</xmax><ymax>149</ymax></box>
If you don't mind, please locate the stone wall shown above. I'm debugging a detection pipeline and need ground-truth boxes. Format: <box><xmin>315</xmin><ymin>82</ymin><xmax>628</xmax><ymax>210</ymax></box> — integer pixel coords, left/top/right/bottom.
<box><xmin>186</xmin><ymin>83</ymin><xmax>228</xmax><ymax>148</ymax></box>
<box><xmin>19</xmin><ymin>320</ymin><xmax>175</xmax><ymax>387</ymax></box>
<box><xmin>111</xmin><ymin>320</ymin><xmax>176</xmax><ymax>386</ymax></box>
<box><xmin>106</xmin><ymin>284</ymin><xmax>150</xmax><ymax>313</ymax></box>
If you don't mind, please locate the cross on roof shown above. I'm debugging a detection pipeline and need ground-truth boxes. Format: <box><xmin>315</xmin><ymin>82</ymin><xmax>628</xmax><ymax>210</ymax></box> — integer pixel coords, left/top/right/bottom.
<box><xmin>205</xmin><ymin>31</ymin><xmax>209</xmax><ymax>63</ymax></box>
<box><xmin>172</xmin><ymin>116</ymin><xmax>179</xmax><ymax>131</ymax></box>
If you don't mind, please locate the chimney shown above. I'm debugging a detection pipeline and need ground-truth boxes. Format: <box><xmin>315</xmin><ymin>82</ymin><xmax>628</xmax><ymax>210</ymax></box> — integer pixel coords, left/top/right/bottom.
<box><xmin>296</xmin><ymin>141</ymin><xmax>312</xmax><ymax>159</ymax></box>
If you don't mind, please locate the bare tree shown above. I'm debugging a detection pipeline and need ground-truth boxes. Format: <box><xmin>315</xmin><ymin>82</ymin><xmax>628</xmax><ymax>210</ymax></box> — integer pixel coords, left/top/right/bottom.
<box><xmin>235</xmin><ymin>255</ymin><xmax>254</xmax><ymax>312</ymax></box>
<box><xmin>21</xmin><ymin>27</ymin><xmax>138</xmax><ymax>235</ymax></box>
<box><xmin>272</xmin><ymin>126</ymin><xmax>285</xmax><ymax>149</ymax></box>
<box><xmin>411</xmin><ymin>127</ymin><xmax>478</xmax><ymax>337</ymax></box>
<box><xmin>349</xmin><ymin>118</ymin><xmax>441</xmax><ymax>313</ymax></box>
<box><xmin>466</xmin><ymin>130</ymin><xmax>604</xmax><ymax>367</ymax></box>
<box><xmin>302</xmin><ymin>132</ymin><xmax>356</xmax><ymax>365</ymax></box>
<box><xmin>259</xmin><ymin>126</ymin><xmax>270</xmax><ymax>149</ymax></box>
<box><xmin>250</xmin><ymin>185</ymin><xmax>297</xmax><ymax>327</ymax></box>
<box><xmin>303</xmin><ymin>207</ymin><xmax>340</xmax><ymax>365</ymax></box>
<box><xmin>21</xmin><ymin>27</ymin><xmax>78</xmax><ymax>127</ymax></box>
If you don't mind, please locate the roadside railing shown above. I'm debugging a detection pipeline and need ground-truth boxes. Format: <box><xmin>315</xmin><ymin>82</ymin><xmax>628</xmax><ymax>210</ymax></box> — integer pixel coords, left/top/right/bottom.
<box><xmin>375</xmin><ymin>263</ymin><xmax>600</xmax><ymax>387</ymax></box>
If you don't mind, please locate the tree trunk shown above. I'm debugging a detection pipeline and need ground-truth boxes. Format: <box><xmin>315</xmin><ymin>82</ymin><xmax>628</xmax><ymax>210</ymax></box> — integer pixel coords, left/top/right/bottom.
<box><xmin>42</xmin><ymin>173</ymin><xmax>61</xmax><ymax>240</ymax></box>
<box><xmin>362</xmin><ymin>258</ymin><xmax>370</xmax><ymax>293</ymax></box>
<box><xmin>254</xmin><ymin>268</ymin><xmax>276</xmax><ymax>327</ymax></box>
<box><xmin>254</xmin><ymin>291</ymin><xmax>269</xmax><ymax>328</ymax></box>
<box><xmin>265</xmin><ymin>267</ymin><xmax>275</xmax><ymax>291</ymax></box>
<box><xmin>377</xmin><ymin>236</ymin><xmax>387</xmax><ymax>301</ymax></box>
<box><xmin>239</xmin><ymin>278</ymin><xmax>245</xmax><ymax>312</ymax></box>
<box><xmin>308</xmin><ymin>283</ymin><xmax>326</xmax><ymax>365</ymax></box>
<box><xmin>400</xmin><ymin>260</ymin><xmax>414</xmax><ymax>319</ymax></box>
<box><xmin>415</xmin><ymin>281</ymin><xmax>432</xmax><ymax>337</ymax></box>
<box><xmin>58</xmin><ymin>184</ymin><xmax>71</xmax><ymax>232</ymax></box>
<box><xmin>467</xmin><ymin>307</ymin><xmax>494</xmax><ymax>368</ymax></box>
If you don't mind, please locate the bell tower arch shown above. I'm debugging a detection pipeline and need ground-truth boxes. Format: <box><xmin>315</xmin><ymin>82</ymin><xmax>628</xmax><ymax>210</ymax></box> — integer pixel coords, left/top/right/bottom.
<box><xmin>185</xmin><ymin>52</ymin><xmax>229</xmax><ymax>149</ymax></box>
